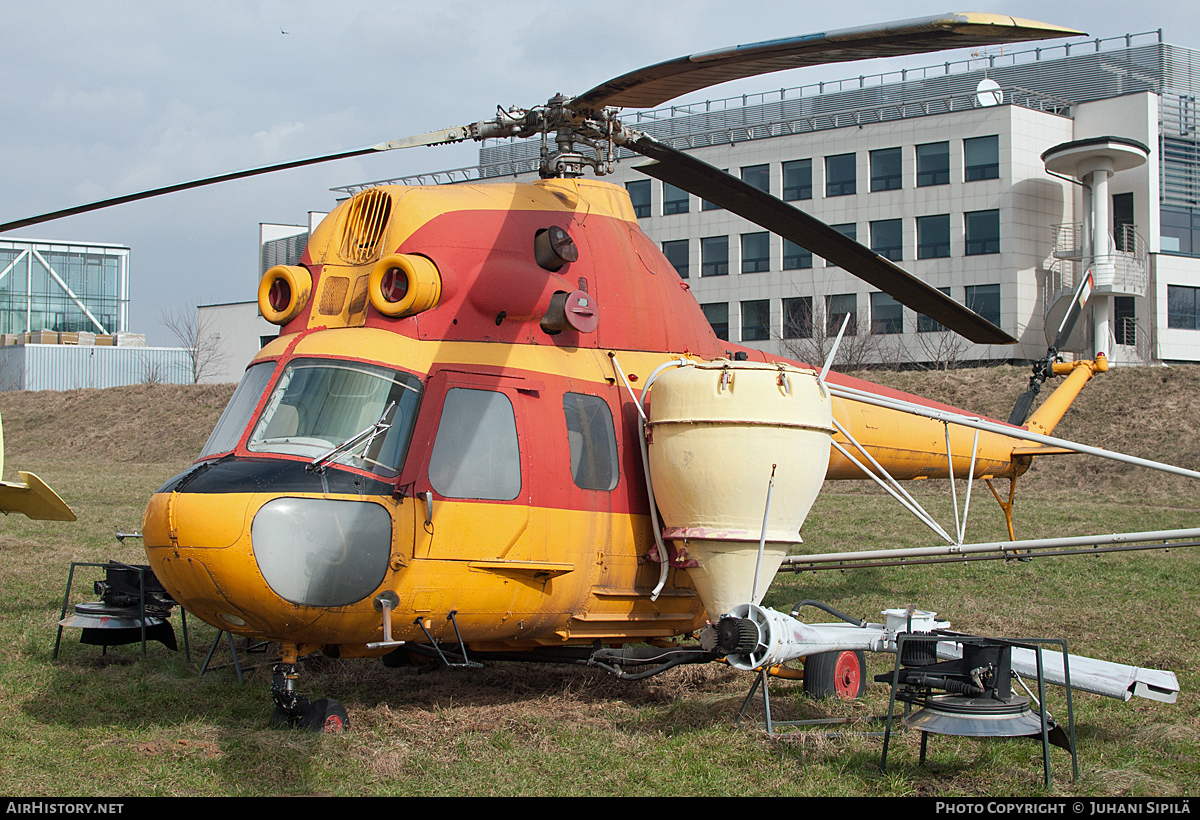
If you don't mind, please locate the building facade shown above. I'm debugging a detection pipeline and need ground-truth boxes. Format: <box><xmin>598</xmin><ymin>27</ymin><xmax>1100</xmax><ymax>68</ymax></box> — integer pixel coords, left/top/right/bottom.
<box><xmin>334</xmin><ymin>29</ymin><xmax>1200</xmax><ymax>367</ymax></box>
<box><xmin>0</xmin><ymin>238</ymin><xmax>129</xmax><ymax>337</ymax></box>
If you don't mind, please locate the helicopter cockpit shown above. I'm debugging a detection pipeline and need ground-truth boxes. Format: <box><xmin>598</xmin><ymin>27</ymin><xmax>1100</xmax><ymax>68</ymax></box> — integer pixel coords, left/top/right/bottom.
<box><xmin>199</xmin><ymin>358</ymin><xmax>423</xmax><ymax>479</ymax></box>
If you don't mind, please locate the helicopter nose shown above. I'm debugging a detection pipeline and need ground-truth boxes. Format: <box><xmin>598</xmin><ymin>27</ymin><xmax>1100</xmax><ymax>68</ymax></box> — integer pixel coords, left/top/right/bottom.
<box><xmin>144</xmin><ymin>490</ymin><xmax>394</xmax><ymax>635</ymax></box>
<box><xmin>250</xmin><ymin>497</ymin><xmax>392</xmax><ymax>607</ymax></box>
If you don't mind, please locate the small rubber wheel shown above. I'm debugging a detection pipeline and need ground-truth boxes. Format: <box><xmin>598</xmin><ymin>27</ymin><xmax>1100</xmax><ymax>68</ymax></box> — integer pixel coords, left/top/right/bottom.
<box><xmin>299</xmin><ymin>698</ymin><xmax>349</xmax><ymax>733</ymax></box>
<box><xmin>268</xmin><ymin>705</ymin><xmax>292</xmax><ymax>729</ymax></box>
<box><xmin>268</xmin><ymin>695</ymin><xmax>312</xmax><ymax>730</ymax></box>
<box><xmin>803</xmin><ymin>650</ymin><xmax>867</xmax><ymax>700</ymax></box>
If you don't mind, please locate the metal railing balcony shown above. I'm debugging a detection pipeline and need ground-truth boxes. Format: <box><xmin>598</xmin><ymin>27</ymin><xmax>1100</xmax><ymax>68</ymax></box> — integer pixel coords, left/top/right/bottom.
<box><xmin>1108</xmin><ymin>317</ymin><xmax>1152</xmax><ymax>364</ymax></box>
<box><xmin>1045</xmin><ymin>224</ymin><xmax>1147</xmax><ymax>321</ymax></box>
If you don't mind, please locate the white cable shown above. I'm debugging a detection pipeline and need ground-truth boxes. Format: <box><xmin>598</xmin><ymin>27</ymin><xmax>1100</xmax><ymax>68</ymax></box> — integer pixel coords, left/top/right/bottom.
<box><xmin>614</xmin><ymin>355</ymin><xmax>689</xmax><ymax>601</ymax></box>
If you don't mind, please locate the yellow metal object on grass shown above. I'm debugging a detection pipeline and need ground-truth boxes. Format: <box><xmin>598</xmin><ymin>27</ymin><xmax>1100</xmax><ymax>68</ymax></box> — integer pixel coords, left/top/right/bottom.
<box><xmin>0</xmin><ymin>412</ymin><xmax>74</xmax><ymax>521</ymax></box>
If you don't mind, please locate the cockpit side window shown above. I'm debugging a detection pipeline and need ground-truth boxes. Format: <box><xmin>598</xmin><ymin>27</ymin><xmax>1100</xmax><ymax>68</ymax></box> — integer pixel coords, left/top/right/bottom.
<box><xmin>199</xmin><ymin>362</ymin><xmax>276</xmax><ymax>458</ymax></box>
<box><xmin>563</xmin><ymin>392</ymin><xmax>619</xmax><ymax>491</ymax></box>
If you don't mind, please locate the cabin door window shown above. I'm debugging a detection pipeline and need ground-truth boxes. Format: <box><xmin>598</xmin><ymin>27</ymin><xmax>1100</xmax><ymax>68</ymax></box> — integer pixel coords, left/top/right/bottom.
<box><xmin>411</xmin><ymin>372</ymin><xmax>538</xmax><ymax>563</ymax></box>
<box><xmin>562</xmin><ymin>392</ymin><xmax>619</xmax><ymax>491</ymax></box>
<box><xmin>428</xmin><ymin>388</ymin><xmax>522</xmax><ymax>500</ymax></box>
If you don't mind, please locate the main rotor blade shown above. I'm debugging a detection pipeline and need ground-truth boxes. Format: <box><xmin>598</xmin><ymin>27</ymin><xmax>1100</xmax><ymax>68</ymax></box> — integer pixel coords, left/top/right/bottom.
<box><xmin>0</xmin><ymin>126</ymin><xmax>471</xmax><ymax>235</ymax></box>
<box><xmin>574</xmin><ymin>13</ymin><xmax>1080</xmax><ymax>112</ymax></box>
<box><xmin>624</xmin><ymin>132</ymin><xmax>1015</xmax><ymax>345</ymax></box>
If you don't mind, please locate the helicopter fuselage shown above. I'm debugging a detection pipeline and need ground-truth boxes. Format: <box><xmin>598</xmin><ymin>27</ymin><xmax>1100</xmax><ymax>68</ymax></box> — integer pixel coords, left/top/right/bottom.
<box><xmin>141</xmin><ymin>178</ymin><xmax>1032</xmax><ymax>657</ymax></box>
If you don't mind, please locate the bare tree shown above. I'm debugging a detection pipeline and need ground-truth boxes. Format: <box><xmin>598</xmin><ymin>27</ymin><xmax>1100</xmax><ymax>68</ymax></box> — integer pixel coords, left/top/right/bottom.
<box><xmin>902</xmin><ymin>327</ymin><xmax>971</xmax><ymax>371</ymax></box>
<box><xmin>137</xmin><ymin>351</ymin><xmax>165</xmax><ymax>386</ymax></box>
<box><xmin>776</xmin><ymin>299</ymin><xmax>881</xmax><ymax>372</ymax></box>
<box><xmin>162</xmin><ymin>307</ymin><xmax>227</xmax><ymax>384</ymax></box>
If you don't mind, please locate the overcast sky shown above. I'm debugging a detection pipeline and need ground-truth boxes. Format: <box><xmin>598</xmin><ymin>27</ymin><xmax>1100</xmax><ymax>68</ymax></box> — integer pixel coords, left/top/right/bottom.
<box><xmin>3</xmin><ymin>1</ymin><xmax>1197</xmax><ymax>347</ymax></box>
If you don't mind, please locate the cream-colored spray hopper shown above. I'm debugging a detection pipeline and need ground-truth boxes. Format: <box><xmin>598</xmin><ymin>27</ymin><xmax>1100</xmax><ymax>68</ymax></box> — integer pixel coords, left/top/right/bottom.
<box><xmin>646</xmin><ymin>361</ymin><xmax>833</xmax><ymax>619</ymax></box>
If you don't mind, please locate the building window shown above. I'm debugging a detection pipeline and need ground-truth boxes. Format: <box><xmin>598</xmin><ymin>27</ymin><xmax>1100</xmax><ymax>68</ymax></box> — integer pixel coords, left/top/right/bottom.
<box><xmin>826</xmin><ymin>293</ymin><xmax>857</xmax><ymax>336</ymax></box>
<box><xmin>741</xmin><ymin>299</ymin><xmax>770</xmax><ymax>341</ymax></box>
<box><xmin>563</xmin><ymin>393</ymin><xmax>619</xmax><ymax>491</ymax></box>
<box><xmin>783</xmin><ymin>297</ymin><xmax>813</xmax><ymax>339</ymax></box>
<box><xmin>1168</xmin><ymin>285</ymin><xmax>1200</xmax><ymax>329</ymax></box>
<box><xmin>870</xmin><ymin>292</ymin><xmax>903</xmax><ymax>334</ymax></box>
<box><xmin>662</xmin><ymin>239</ymin><xmax>689</xmax><ymax>279</ymax></box>
<box><xmin>870</xmin><ymin>219</ymin><xmax>903</xmax><ymax>261</ymax></box>
<box><xmin>702</xmin><ymin>171</ymin><xmax>727</xmax><ymax>210</ymax></box>
<box><xmin>741</xmin><ymin>232</ymin><xmax>770</xmax><ymax>273</ymax></box>
<box><xmin>964</xmin><ymin>136</ymin><xmax>999</xmax><ymax>181</ymax></box>
<box><xmin>701</xmin><ymin>236</ymin><xmax>729</xmax><ymax>277</ymax></box>
<box><xmin>783</xmin><ymin>239</ymin><xmax>813</xmax><ymax>270</ymax></box>
<box><xmin>965</xmin><ymin>210</ymin><xmax>1000</xmax><ymax>255</ymax></box>
<box><xmin>870</xmin><ymin>147</ymin><xmax>902</xmax><ymax>192</ymax></box>
<box><xmin>917</xmin><ymin>214</ymin><xmax>951</xmax><ymax>259</ymax></box>
<box><xmin>827</xmin><ymin>224</ymin><xmax>855</xmax><ymax>266</ymax></box>
<box><xmin>701</xmin><ymin>302</ymin><xmax>729</xmax><ymax>340</ymax></box>
<box><xmin>1161</xmin><ymin>206</ymin><xmax>1198</xmax><ymax>256</ymax></box>
<box><xmin>965</xmin><ymin>284</ymin><xmax>1001</xmax><ymax>327</ymax></box>
<box><xmin>1114</xmin><ymin>296</ymin><xmax>1137</xmax><ymax>345</ymax></box>
<box><xmin>783</xmin><ymin>159</ymin><xmax>813</xmax><ymax>201</ymax></box>
<box><xmin>917</xmin><ymin>287</ymin><xmax>951</xmax><ymax>333</ymax></box>
<box><xmin>741</xmin><ymin>164</ymin><xmax>770</xmax><ymax>194</ymax></box>
<box><xmin>917</xmin><ymin>142</ymin><xmax>950</xmax><ymax>187</ymax></box>
<box><xmin>662</xmin><ymin>183</ymin><xmax>689</xmax><ymax>215</ymax></box>
<box><xmin>626</xmin><ymin>180</ymin><xmax>650</xmax><ymax>218</ymax></box>
<box><xmin>662</xmin><ymin>183</ymin><xmax>691</xmax><ymax>214</ymax></box>
<box><xmin>1114</xmin><ymin>193</ymin><xmax>1134</xmax><ymax>252</ymax></box>
<box><xmin>826</xmin><ymin>153</ymin><xmax>856</xmax><ymax>197</ymax></box>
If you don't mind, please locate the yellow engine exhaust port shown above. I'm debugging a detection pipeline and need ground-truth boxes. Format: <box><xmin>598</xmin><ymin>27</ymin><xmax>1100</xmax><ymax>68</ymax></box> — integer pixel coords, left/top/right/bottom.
<box><xmin>259</xmin><ymin>265</ymin><xmax>312</xmax><ymax>325</ymax></box>
<box><xmin>368</xmin><ymin>253</ymin><xmax>441</xmax><ymax>318</ymax></box>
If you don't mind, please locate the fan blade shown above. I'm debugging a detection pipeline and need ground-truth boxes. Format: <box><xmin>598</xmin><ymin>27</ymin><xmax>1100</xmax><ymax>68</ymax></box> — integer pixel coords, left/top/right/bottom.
<box><xmin>574</xmin><ymin>13</ymin><xmax>1080</xmax><ymax>112</ymax></box>
<box><xmin>0</xmin><ymin>126</ymin><xmax>472</xmax><ymax>235</ymax></box>
<box><xmin>624</xmin><ymin>132</ymin><xmax>1015</xmax><ymax>345</ymax></box>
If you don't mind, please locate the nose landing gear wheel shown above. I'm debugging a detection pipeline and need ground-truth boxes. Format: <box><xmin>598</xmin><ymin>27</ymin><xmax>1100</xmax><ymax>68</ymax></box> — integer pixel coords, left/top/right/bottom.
<box><xmin>803</xmin><ymin>649</ymin><xmax>866</xmax><ymax>699</ymax></box>
<box><xmin>270</xmin><ymin>697</ymin><xmax>350</xmax><ymax>733</ymax></box>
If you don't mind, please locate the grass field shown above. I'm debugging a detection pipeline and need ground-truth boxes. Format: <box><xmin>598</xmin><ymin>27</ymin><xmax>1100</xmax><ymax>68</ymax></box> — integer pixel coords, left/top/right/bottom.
<box><xmin>0</xmin><ymin>369</ymin><xmax>1196</xmax><ymax>797</ymax></box>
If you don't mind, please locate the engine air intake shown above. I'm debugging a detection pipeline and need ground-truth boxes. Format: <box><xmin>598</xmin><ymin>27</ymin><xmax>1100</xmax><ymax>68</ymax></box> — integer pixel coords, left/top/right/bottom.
<box><xmin>258</xmin><ymin>265</ymin><xmax>312</xmax><ymax>325</ymax></box>
<box><xmin>339</xmin><ymin>189</ymin><xmax>392</xmax><ymax>265</ymax></box>
<box><xmin>368</xmin><ymin>254</ymin><xmax>442</xmax><ymax>318</ymax></box>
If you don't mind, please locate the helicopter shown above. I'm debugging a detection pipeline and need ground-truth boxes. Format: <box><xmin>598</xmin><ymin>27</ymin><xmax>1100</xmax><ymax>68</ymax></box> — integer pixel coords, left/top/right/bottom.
<box><xmin>3</xmin><ymin>13</ymin><xmax>1191</xmax><ymax>734</ymax></box>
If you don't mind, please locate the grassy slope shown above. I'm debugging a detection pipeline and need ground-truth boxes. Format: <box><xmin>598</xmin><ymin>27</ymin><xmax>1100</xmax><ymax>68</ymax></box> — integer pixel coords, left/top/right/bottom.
<box><xmin>0</xmin><ymin>370</ymin><xmax>1196</xmax><ymax>797</ymax></box>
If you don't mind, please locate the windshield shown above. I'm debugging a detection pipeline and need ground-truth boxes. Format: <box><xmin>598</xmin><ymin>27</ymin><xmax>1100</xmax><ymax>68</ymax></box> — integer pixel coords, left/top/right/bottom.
<box><xmin>246</xmin><ymin>358</ymin><xmax>423</xmax><ymax>478</ymax></box>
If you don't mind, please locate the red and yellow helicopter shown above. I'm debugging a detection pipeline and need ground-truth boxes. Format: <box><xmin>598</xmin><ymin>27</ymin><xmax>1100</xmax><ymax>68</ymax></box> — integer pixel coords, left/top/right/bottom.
<box><xmin>4</xmin><ymin>13</ymin><xmax>1188</xmax><ymax>733</ymax></box>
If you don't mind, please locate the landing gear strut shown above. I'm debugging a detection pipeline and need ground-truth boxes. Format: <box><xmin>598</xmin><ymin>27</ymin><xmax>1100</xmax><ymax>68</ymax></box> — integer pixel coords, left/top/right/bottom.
<box><xmin>269</xmin><ymin>648</ymin><xmax>349</xmax><ymax>733</ymax></box>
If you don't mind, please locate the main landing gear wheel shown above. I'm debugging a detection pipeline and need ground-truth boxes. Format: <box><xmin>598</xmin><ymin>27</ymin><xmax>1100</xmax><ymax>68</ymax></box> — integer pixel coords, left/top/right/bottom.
<box><xmin>804</xmin><ymin>650</ymin><xmax>866</xmax><ymax>699</ymax></box>
<box><xmin>269</xmin><ymin>697</ymin><xmax>350</xmax><ymax>733</ymax></box>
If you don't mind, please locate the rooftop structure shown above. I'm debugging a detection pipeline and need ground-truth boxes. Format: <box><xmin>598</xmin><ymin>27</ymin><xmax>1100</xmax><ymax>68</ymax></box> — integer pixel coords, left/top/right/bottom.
<box><xmin>0</xmin><ymin>238</ymin><xmax>129</xmax><ymax>338</ymax></box>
